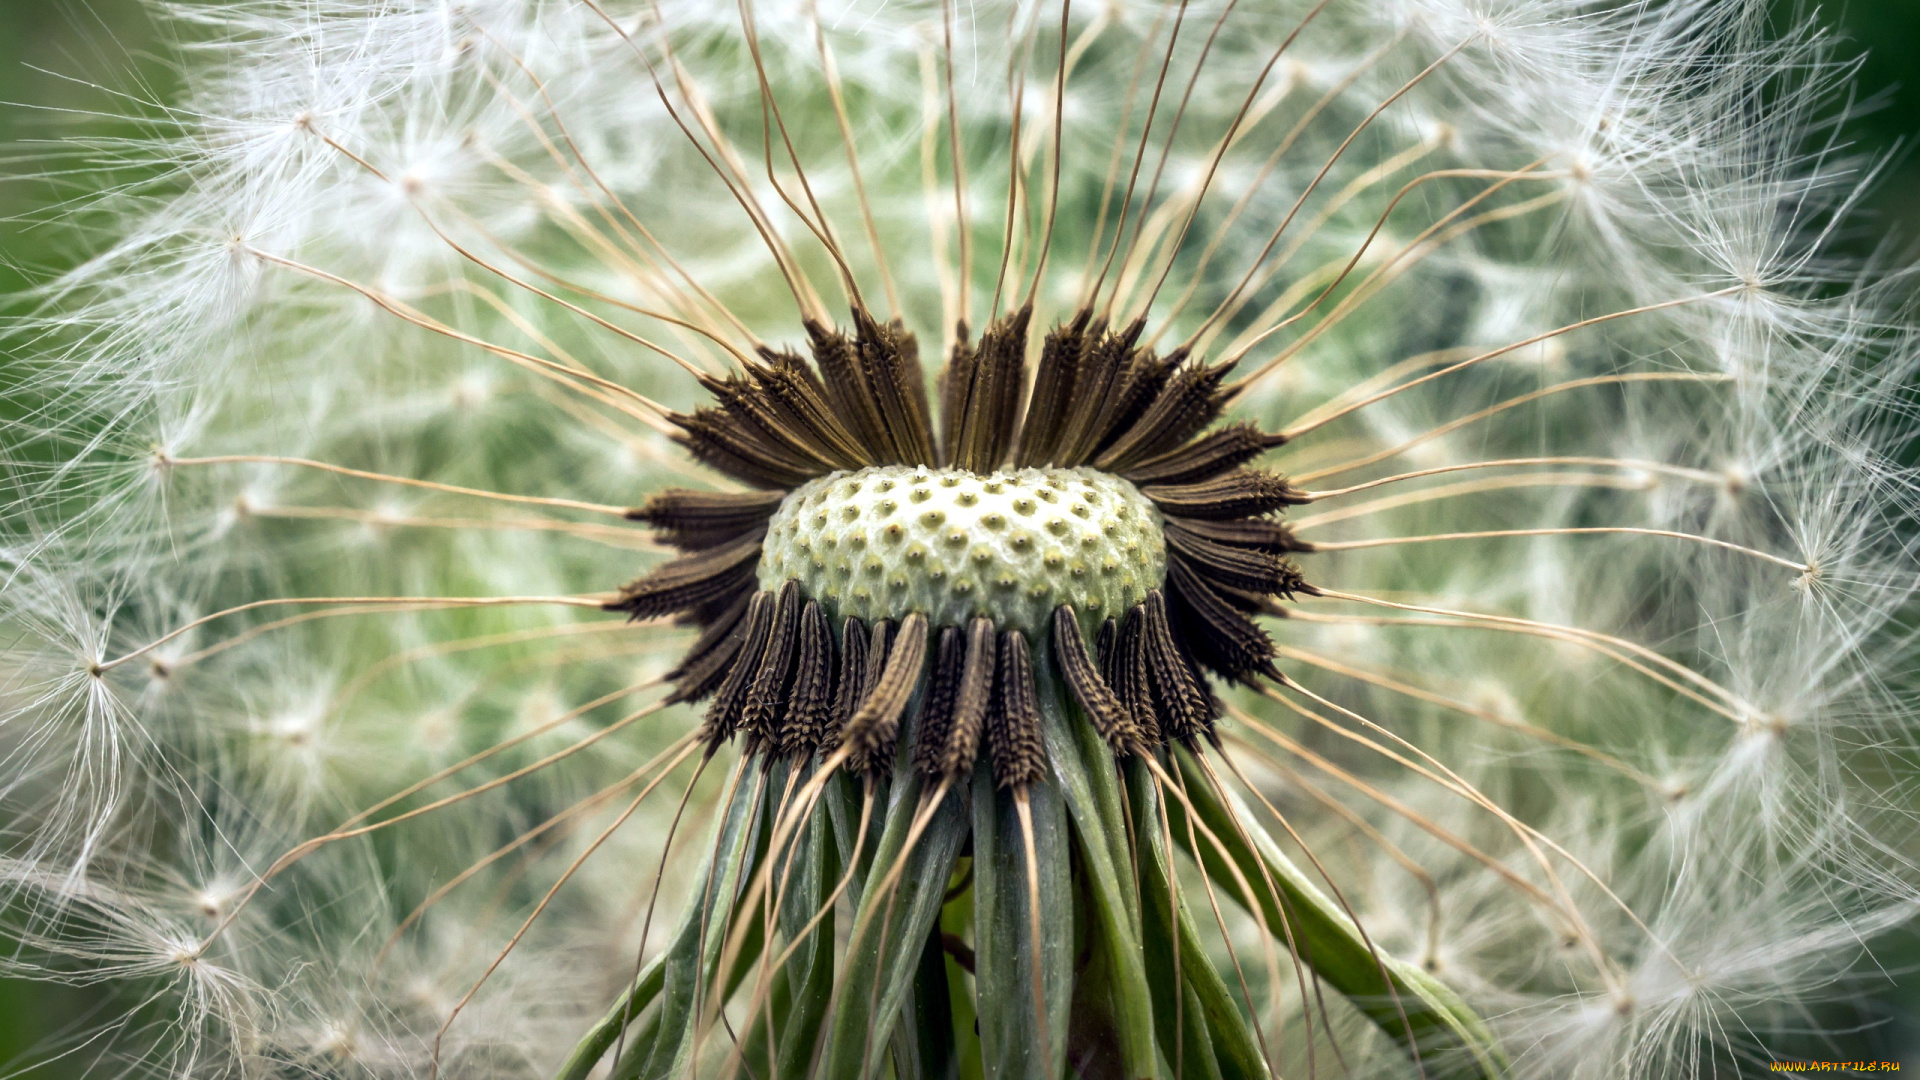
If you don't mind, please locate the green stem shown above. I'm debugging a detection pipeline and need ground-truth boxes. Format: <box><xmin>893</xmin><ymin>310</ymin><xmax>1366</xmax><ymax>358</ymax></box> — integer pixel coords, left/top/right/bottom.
<box><xmin>554</xmin><ymin>954</ymin><xmax>667</xmax><ymax>1080</ymax></box>
<box><xmin>1035</xmin><ymin>663</ymin><xmax>1159</xmax><ymax>1080</ymax></box>
<box><xmin>819</xmin><ymin>773</ymin><xmax>969</xmax><ymax>1080</ymax></box>
<box><xmin>1127</xmin><ymin>762</ymin><xmax>1265</xmax><ymax>1080</ymax></box>
<box><xmin>970</xmin><ymin>761</ymin><xmax>1072</xmax><ymax>1080</ymax></box>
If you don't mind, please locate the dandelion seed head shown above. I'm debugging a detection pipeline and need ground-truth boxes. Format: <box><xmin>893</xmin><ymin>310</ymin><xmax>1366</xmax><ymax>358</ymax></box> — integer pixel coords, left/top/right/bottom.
<box><xmin>2</xmin><ymin>0</ymin><xmax>1916</xmax><ymax>1075</ymax></box>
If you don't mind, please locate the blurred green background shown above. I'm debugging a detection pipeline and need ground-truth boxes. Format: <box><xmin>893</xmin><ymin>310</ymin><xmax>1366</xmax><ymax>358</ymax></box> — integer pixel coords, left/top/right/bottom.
<box><xmin>1</xmin><ymin>0</ymin><xmax>1917</xmax><ymax>1073</ymax></box>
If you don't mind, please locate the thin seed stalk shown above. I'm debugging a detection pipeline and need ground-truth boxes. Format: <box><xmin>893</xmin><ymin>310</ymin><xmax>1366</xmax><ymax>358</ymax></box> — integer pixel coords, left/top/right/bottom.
<box><xmin>1168</xmin><ymin>748</ymin><xmax>1508</xmax><ymax>1080</ymax></box>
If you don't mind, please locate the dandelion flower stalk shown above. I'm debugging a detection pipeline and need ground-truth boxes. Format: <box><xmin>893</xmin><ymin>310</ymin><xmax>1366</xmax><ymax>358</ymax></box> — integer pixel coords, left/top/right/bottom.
<box><xmin>2</xmin><ymin>1</ymin><xmax>1917</xmax><ymax>1078</ymax></box>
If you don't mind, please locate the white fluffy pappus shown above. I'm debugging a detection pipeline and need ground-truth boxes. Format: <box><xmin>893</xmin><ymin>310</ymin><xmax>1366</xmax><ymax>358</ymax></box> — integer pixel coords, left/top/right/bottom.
<box><xmin>2</xmin><ymin>0</ymin><xmax>1918</xmax><ymax>1077</ymax></box>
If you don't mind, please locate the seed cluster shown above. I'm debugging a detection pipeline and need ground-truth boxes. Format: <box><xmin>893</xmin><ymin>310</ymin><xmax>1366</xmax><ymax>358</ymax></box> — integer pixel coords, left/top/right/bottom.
<box><xmin>611</xmin><ymin>303</ymin><xmax>1311</xmax><ymax>786</ymax></box>
<box><xmin>758</xmin><ymin>466</ymin><xmax>1165</xmax><ymax>638</ymax></box>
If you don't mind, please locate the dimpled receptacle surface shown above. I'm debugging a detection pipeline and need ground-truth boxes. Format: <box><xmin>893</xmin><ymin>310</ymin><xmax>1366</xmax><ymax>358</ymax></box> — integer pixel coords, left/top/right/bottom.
<box><xmin>758</xmin><ymin>466</ymin><xmax>1167</xmax><ymax>638</ymax></box>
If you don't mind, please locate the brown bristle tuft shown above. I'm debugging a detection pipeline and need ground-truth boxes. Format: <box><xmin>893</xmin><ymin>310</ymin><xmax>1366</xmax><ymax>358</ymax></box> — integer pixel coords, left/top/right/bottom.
<box><xmin>805</xmin><ymin>318</ymin><xmax>890</xmax><ymax>462</ymax></box>
<box><xmin>748</xmin><ymin>350</ymin><xmax>870</xmax><ymax>469</ymax></box>
<box><xmin>1051</xmin><ymin>605</ymin><xmax>1143</xmax><ymax>754</ymax></box>
<box><xmin>778</xmin><ymin>598</ymin><xmax>837</xmax><ymax>758</ymax></box>
<box><xmin>1165</xmin><ymin>559</ymin><xmax>1281</xmax><ymax>684</ymax></box>
<box><xmin>1140</xmin><ymin>469</ymin><xmax>1308</xmax><ymax>519</ymax></box>
<box><xmin>1013</xmin><ymin>309</ymin><xmax>1093</xmax><ymax>466</ymax></box>
<box><xmin>740</xmin><ymin>581</ymin><xmax>804</xmax><ymax>746</ymax></box>
<box><xmin>627</xmin><ymin>488</ymin><xmax>787</xmax><ymax>550</ymax></box>
<box><xmin>1164</xmin><ymin>524</ymin><xmax>1304</xmax><ymax>595</ymax></box>
<box><xmin>700</xmin><ymin>374</ymin><xmax>840</xmax><ymax>474</ymax></box>
<box><xmin>1161</xmin><ymin>516</ymin><xmax>1303</xmax><ymax>553</ymax></box>
<box><xmin>1053</xmin><ymin>316</ymin><xmax>1145</xmax><ymax>465</ymax></box>
<box><xmin>1093</xmin><ymin>618</ymin><xmax>1118</xmax><ymax>674</ymax></box>
<box><xmin>670</xmin><ymin>409</ymin><xmax>817</xmax><ymax>489</ymax></box>
<box><xmin>665</xmin><ymin>588</ymin><xmax>753</xmax><ymax>674</ymax></box>
<box><xmin>1140</xmin><ymin>590</ymin><xmax>1217</xmax><ymax>741</ymax></box>
<box><xmin>914</xmin><ymin>627</ymin><xmax>968</xmax><ymax>779</ymax></box>
<box><xmin>664</xmin><ymin>590</ymin><xmax>755</xmax><ymax>705</ymax></box>
<box><xmin>853</xmin><ymin>308</ymin><xmax>939</xmax><ymax>467</ymax></box>
<box><xmin>699</xmin><ymin>591</ymin><xmax>775</xmax><ymax>744</ymax></box>
<box><xmin>1119</xmin><ymin>423</ymin><xmax>1288</xmax><ymax>486</ymax></box>
<box><xmin>938</xmin><ymin>331</ymin><xmax>974</xmax><ymax>465</ymax></box>
<box><xmin>1094</xmin><ymin>359</ymin><xmax>1234</xmax><ymax>472</ymax></box>
<box><xmin>987</xmin><ymin>629</ymin><xmax>1045</xmax><ymax>789</ymax></box>
<box><xmin>1106</xmin><ymin>609</ymin><xmax>1160</xmax><ymax>746</ymax></box>
<box><xmin>830</xmin><ymin>616</ymin><xmax>871</xmax><ymax>732</ymax></box>
<box><xmin>937</xmin><ymin>617</ymin><xmax>996</xmax><ymax>780</ymax></box>
<box><xmin>844</xmin><ymin>613</ymin><xmax>927</xmax><ymax>774</ymax></box>
<box><xmin>608</xmin><ymin>530</ymin><xmax>765</xmax><ymax>619</ymax></box>
<box><xmin>1081</xmin><ymin>344</ymin><xmax>1181</xmax><ymax>465</ymax></box>
<box><xmin>943</xmin><ymin>305</ymin><xmax>1031</xmax><ymax>471</ymax></box>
